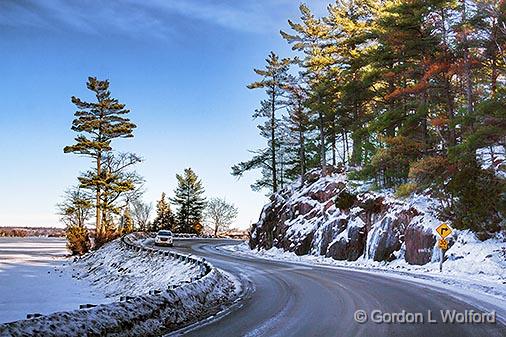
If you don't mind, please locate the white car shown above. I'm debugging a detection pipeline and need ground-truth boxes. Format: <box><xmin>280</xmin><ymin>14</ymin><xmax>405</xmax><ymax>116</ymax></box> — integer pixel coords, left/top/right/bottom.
<box><xmin>154</xmin><ymin>230</ymin><xmax>174</xmax><ymax>247</ymax></box>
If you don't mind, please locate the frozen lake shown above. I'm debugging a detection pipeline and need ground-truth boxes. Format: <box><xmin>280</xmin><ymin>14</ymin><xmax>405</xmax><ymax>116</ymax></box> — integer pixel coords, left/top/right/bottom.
<box><xmin>0</xmin><ymin>237</ymin><xmax>106</xmax><ymax>324</ymax></box>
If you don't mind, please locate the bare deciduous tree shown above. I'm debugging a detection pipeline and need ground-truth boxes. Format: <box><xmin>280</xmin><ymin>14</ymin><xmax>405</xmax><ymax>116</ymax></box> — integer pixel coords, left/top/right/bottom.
<box><xmin>131</xmin><ymin>199</ymin><xmax>153</xmax><ymax>231</ymax></box>
<box><xmin>204</xmin><ymin>197</ymin><xmax>238</xmax><ymax>237</ymax></box>
<box><xmin>57</xmin><ymin>187</ymin><xmax>93</xmax><ymax>228</ymax></box>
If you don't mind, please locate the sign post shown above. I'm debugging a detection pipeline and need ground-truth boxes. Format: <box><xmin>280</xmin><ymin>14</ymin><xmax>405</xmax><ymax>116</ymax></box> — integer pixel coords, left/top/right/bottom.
<box><xmin>435</xmin><ymin>223</ymin><xmax>452</xmax><ymax>272</ymax></box>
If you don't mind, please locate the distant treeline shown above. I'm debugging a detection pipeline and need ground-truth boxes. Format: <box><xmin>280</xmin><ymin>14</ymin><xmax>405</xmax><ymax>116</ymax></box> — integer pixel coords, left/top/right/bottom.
<box><xmin>0</xmin><ymin>227</ymin><xmax>66</xmax><ymax>237</ymax></box>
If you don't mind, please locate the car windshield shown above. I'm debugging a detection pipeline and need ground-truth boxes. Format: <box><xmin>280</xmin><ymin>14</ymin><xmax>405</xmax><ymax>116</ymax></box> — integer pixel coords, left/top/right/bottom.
<box><xmin>158</xmin><ymin>230</ymin><xmax>172</xmax><ymax>236</ymax></box>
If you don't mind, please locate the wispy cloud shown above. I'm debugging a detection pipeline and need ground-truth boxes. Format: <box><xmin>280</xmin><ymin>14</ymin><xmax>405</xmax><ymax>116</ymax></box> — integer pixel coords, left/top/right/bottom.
<box><xmin>0</xmin><ymin>0</ymin><xmax>306</xmax><ymax>39</ymax></box>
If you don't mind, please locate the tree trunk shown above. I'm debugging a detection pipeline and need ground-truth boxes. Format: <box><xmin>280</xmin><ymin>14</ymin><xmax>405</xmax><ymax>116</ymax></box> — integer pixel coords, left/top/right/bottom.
<box><xmin>350</xmin><ymin>102</ymin><xmax>362</xmax><ymax>166</ymax></box>
<box><xmin>299</xmin><ymin>127</ymin><xmax>306</xmax><ymax>185</ymax></box>
<box><xmin>351</xmin><ymin>132</ymin><xmax>362</xmax><ymax>166</ymax></box>
<box><xmin>319</xmin><ymin>111</ymin><xmax>326</xmax><ymax>175</ymax></box>
<box><xmin>332</xmin><ymin>128</ymin><xmax>336</xmax><ymax>167</ymax></box>
<box><xmin>341</xmin><ymin>131</ymin><xmax>346</xmax><ymax>165</ymax></box>
<box><xmin>444</xmin><ymin>75</ymin><xmax>456</xmax><ymax>147</ymax></box>
<box><xmin>462</xmin><ymin>0</ymin><xmax>474</xmax><ymax>114</ymax></box>
<box><xmin>271</xmin><ymin>90</ymin><xmax>278</xmax><ymax>193</ymax></box>
<box><xmin>420</xmin><ymin>88</ymin><xmax>428</xmax><ymax>149</ymax></box>
<box><xmin>491</xmin><ymin>15</ymin><xmax>498</xmax><ymax>96</ymax></box>
<box><xmin>441</xmin><ymin>8</ymin><xmax>456</xmax><ymax>147</ymax></box>
<box><xmin>95</xmin><ymin>154</ymin><xmax>102</xmax><ymax>236</ymax></box>
<box><xmin>344</xmin><ymin>131</ymin><xmax>349</xmax><ymax>165</ymax></box>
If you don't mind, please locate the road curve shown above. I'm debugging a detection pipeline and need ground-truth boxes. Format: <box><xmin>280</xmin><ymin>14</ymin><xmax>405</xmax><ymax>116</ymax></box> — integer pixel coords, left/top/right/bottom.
<box><xmin>150</xmin><ymin>239</ymin><xmax>505</xmax><ymax>337</ymax></box>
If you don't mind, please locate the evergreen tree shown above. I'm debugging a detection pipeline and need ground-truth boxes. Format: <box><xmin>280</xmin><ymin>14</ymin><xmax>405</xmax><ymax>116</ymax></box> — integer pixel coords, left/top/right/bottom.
<box><xmin>469</xmin><ymin>0</ymin><xmax>506</xmax><ymax>98</ymax></box>
<box><xmin>170</xmin><ymin>168</ymin><xmax>207</xmax><ymax>234</ymax></box>
<box><xmin>326</xmin><ymin>0</ymin><xmax>377</xmax><ymax>166</ymax></box>
<box><xmin>238</xmin><ymin>0</ymin><xmax>505</xmax><ymax>236</ymax></box>
<box><xmin>64</xmin><ymin>77</ymin><xmax>136</xmax><ymax>240</ymax></box>
<box><xmin>151</xmin><ymin>192</ymin><xmax>175</xmax><ymax>231</ymax></box>
<box><xmin>281</xmin><ymin>4</ymin><xmax>335</xmax><ymax>174</ymax></box>
<box><xmin>232</xmin><ymin>52</ymin><xmax>292</xmax><ymax>193</ymax></box>
<box><xmin>371</xmin><ymin>0</ymin><xmax>441</xmax><ymax>142</ymax></box>
<box><xmin>283</xmin><ymin>78</ymin><xmax>311</xmax><ymax>184</ymax></box>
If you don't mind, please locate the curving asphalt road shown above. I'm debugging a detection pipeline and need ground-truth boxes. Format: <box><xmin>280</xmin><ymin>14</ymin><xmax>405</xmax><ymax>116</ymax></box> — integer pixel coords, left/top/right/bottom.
<box><xmin>150</xmin><ymin>239</ymin><xmax>505</xmax><ymax>337</ymax></box>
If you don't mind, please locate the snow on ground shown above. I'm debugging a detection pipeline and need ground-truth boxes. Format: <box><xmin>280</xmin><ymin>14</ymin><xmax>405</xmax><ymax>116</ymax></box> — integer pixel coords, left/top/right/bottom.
<box><xmin>1</xmin><ymin>235</ymin><xmax>239</xmax><ymax>337</ymax></box>
<box><xmin>223</xmin><ymin>231</ymin><xmax>506</xmax><ymax>301</ymax></box>
<box><xmin>70</xmin><ymin>238</ymin><xmax>202</xmax><ymax>297</ymax></box>
<box><xmin>0</xmin><ymin>237</ymin><xmax>106</xmax><ymax>324</ymax></box>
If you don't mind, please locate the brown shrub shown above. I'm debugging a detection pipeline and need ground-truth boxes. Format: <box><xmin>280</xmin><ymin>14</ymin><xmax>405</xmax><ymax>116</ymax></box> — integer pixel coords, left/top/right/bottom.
<box><xmin>65</xmin><ymin>225</ymin><xmax>91</xmax><ymax>255</ymax></box>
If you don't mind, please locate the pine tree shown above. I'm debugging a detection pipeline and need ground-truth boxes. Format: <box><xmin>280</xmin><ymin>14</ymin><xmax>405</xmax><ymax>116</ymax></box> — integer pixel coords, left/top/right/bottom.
<box><xmin>151</xmin><ymin>192</ymin><xmax>175</xmax><ymax>231</ymax></box>
<box><xmin>366</xmin><ymin>0</ymin><xmax>447</xmax><ymax>184</ymax></box>
<box><xmin>64</xmin><ymin>77</ymin><xmax>136</xmax><ymax>239</ymax></box>
<box><xmin>326</xmin><ymin>0</ymin><xmax>377</xmax><ymax>166</ymax></box>
<box><xmin>371</xmin><ymin>0</ymin><xmax>440</xmax><ymax>142</ymax></box>
<box><xmin>281</xmin><ymin>4</ymin><xmax>335</xmax><ymax>174</ymax></box>
<box><xmin>170</xmin><ymin>168</ymin><xmax>207</xmax><ymax>234</ymax></box>
<box><xmin>474</xmin><ymin>0</ymin><xmax>506</xmax><ymax>96</ymax></box>
<box><xmin>239</xmin><ymin>1</ymin><xmax>505</xmax><ymax>236</ymax></box>
<box><xmin>231</xmin><ymin>52</ymin><xmax>292</xmax><ymax>194</ymax></box>
<box><xmin>283</xmin><ymin>78</ymin><xmax>310</xmax><ymax>184</ymax></box>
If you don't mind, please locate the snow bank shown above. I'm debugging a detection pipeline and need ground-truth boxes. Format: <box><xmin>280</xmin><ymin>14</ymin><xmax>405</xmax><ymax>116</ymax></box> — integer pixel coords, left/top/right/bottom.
<box><xmin>70</xmin><ymin>237</ymin><xmax>201</xmax><ymax>297</ymax></box>
<box><xmin>0</xmin><ymin>234</ymin><xmax>238</xmax><ymax>337</ymax></box>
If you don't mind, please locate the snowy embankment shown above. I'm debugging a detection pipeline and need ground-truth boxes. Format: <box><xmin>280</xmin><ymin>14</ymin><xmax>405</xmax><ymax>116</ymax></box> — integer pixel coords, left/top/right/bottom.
<box><xmin>247</xmin><ymin>167</ymin><xmax>505</xmax><ymax>301</ymax></box>
<box><xmin>0</xmin><ymin>233</ymin><xmax>239</xmax><ymax>337</ymax></box>
<box><xmin>69</xmin><ymin>237</ymin><xmax>202</xmax><ymax>297</ymax></box>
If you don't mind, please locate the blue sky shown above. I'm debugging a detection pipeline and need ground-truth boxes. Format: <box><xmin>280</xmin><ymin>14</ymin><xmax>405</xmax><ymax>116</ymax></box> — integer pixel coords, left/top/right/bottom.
<box><xmin>0</xmin><ymin>0</ymin><xmax>326</xmax><ymax>228</ymax></box>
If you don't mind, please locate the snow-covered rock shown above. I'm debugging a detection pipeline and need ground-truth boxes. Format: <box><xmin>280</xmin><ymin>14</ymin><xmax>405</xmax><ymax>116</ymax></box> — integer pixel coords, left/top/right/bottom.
<box><xmin>250</xmin><ymin>168</ymin><xmax>484</xmax><ymax>266</ymax></box>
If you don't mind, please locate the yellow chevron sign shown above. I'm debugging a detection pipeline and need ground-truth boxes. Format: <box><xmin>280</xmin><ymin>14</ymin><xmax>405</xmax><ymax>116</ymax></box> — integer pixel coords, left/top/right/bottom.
<box><xmin>438</xmin><ymin>238</ymin><xmax>448</xmax><ymax>250</ymax></box>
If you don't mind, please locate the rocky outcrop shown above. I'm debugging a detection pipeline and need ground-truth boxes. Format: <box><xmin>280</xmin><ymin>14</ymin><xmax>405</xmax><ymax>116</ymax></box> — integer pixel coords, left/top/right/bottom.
<box><xmin>325</xmin><ymin>221</ymin><xmax>367</xmax><ymax>261</ymax></box>
<box><xmin>250</xmin><ymin>169</ymin><xmax>440</xmax><ymax>265</ymax></box>
<box><xmin>405</xmin><ymin>223</ymin><xmax>437</xmax><ymax>265</ymax></box>
<box><xmin>366</xmin><ymin>208</ymin><xmax>419</xmax><ymax>262</ymax></box>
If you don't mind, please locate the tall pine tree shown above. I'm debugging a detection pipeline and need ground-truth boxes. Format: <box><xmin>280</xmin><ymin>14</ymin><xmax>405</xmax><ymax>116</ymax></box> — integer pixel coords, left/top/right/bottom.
<box><xmin>281</xmin><ymin>4</ymin><xmax>335</xmax><ymax>175</ymax></box>
<box><xmin>238</xmin><ymin>0</ymin><xmax>505</xmax><ymax>236</ymax></box>
<box><xmin>231</xmin><ymin>52</ymin><xmax>292</xmax><ymax>193</ymax></box>
<box><xmin>64</xmin><ymin>77</ymin><xmax>136</xmax><ymax>239</ymax></box>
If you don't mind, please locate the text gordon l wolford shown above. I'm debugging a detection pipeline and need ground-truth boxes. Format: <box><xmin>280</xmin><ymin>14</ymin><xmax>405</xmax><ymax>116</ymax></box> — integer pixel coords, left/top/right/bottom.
<box><xmin>353</xmin><ymin>309</ymin><xmax>496</xmax><ymax>324</ymax></box>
